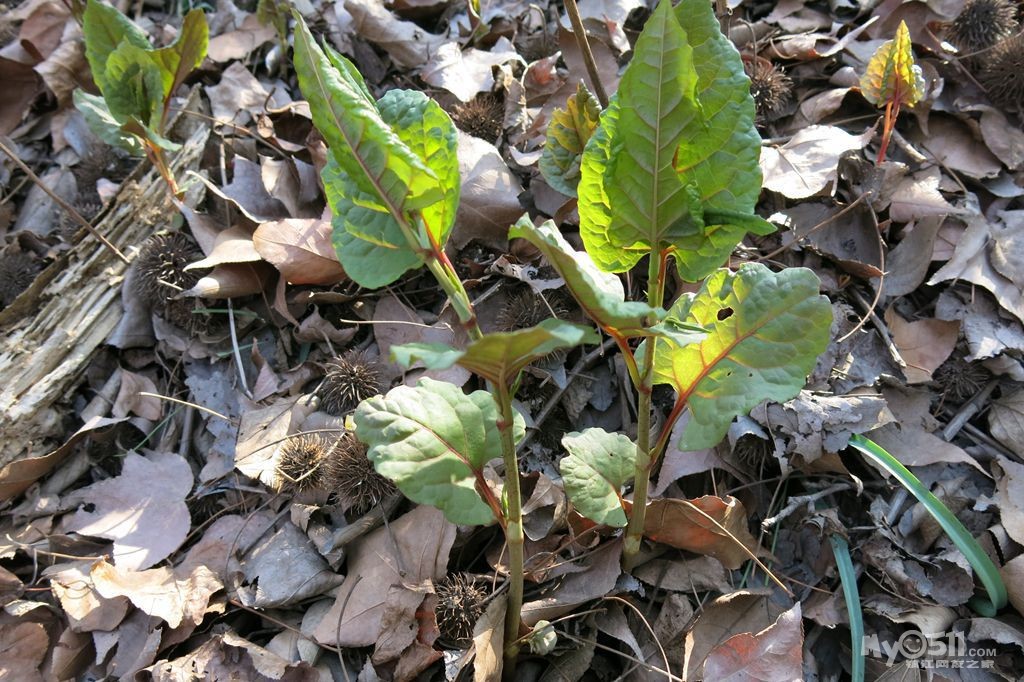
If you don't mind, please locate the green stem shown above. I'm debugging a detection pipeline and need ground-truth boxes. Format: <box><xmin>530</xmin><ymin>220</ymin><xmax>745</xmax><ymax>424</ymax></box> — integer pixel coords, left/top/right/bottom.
<box><xmin>623</xmin><ymin>251</ymin><xmax>668</xmax><ymax>570</ymax></box>
<box><xmin>495</xmin><ymin>384</ymin><xmax>525</xmax><ymax>679</ymax></box>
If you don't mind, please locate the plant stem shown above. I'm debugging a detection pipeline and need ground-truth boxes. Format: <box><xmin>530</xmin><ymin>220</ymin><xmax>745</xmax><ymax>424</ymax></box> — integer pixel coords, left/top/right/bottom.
<box><xmin>495</xmin><ymin>384</ymin><xmax>525</xmax><ymax>679</ymax></box>
<box><xmin>562</xmin><ymin>0</ymin><xmax>609</xmax><ymax>108</ymax></box>
<box><xmin>622</xmin><ymin>250</ymin><xmax>669</xmax><ymax>570</ymax></box>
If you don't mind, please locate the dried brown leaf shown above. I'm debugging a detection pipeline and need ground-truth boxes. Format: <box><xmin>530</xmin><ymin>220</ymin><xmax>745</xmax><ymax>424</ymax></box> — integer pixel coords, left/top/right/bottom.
<box><xmin>91</xmin><ymin>559</ymin><xmax>223</xmax><ymax>629</ymax></box>
<box><xmin>703</xmin><ymin>603</ymin><xmax>804</xmax><ymax>682</ymax></box>
<box><xmin>252</xmin><ymin>217</ymin><xmax>347</xmax><ymax>285</ymax></box>
<box><xmin>642</xmin><ymin>496</ymin><xmax>759</xmax><ymax>570</ymax></box>
<box><xmin>62</xmin><ymin>451</ymin><xmax>193</xmax><ymax>570</ymax></box>
<box><xmin>884</xmin><ymin>308</ymin><xmax>959</xmax><ymax>383</ymax></box>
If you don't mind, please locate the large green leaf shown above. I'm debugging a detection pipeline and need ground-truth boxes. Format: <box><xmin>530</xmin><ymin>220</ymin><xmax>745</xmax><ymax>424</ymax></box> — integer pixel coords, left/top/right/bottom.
<box><xmin>507</xmin><ymin>216</ymin><xmax>662</xmax><ymax>336</ymax></box>
<box><xmin>292</xmin><ymin>16</ymin><xmax>441</xmax><ymax>217</ymax></box>
<box><xmin>73</xmin><ymin>90</ymin><xmax>143</xmax><ymax>154</ymax></box>
<box><xmin>560</xmin><ymin>428</ymin><xmax>636</xmax><ymax>527</ymax></box>
<box><xmin>578</xmin><ymin>0</ymin><xmax>703</xmax><ymax>275</ymax></box>
<box><xmin>539</xmin><ymin>82</ymin><xmax>601</xmax><ymax>198</ymax></box>
<box><xmin>650</xmin><ymin>264</ymin><xmax>831</xmax><ymax>449</ymax></box>
<box><xmin>369</xmin><ymin>89</ymin><xmax>459</xmax><ymax>250</ymax></box>
<box><xmin>354</xmin><ymin>378</ymin><xmax>524</xmax><ymax>525</ymax></box>
<box><xmin>391</xmin><ymin>319</ymin><xmax>598</xmax><ymax>386</ymax></box>
<box><xmin>150</xmin><ymin>9</ymin><xmax>208</xmax><ymax>104</ymax></box>
<box><xmin>323</xmin><ymin>90</ymin><xmax>459</xmax><ymax>289</ymax></box>
<box><xmin>82</xmin><ymin>0</ymin><xmax>151</xmax><ymax>93</ymax></box>
<box><xmin>669</xmin><ymin>0</ymin><xmax>774</xmax><ymax>279</ymax></box>
<box><xmin>102</xmin><ymin>41</ymin><xmax>164</xmax><ymax>129</ymax></box>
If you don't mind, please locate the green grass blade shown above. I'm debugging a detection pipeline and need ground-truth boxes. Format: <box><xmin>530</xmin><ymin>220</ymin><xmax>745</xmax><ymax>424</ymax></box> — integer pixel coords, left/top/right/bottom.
<box><xmin>829</xmin><ymin>534</ymin><xmax>864</xmax><ymax>682</ymax></box>
<box><xmin>848</xmin><ymin>434</ymin><xmax>1007</xmax><ymax>616</ymax></box>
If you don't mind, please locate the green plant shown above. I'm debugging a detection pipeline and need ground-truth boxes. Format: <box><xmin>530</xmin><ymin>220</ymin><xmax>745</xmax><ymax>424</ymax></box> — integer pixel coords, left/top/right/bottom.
<box><xmin>74</xmin><ymin>0</ymin><xmax>208</xmax><ymax>197</ymax></box>
<box><xmin>292</xmin><ymin>0</ymin><xmax>832</xmax><ymax>674</ymax></box>
<box><xmin>847</xmin><ymin>434</ymin><xmax>1008</xmax><ymax>616</ymax></box>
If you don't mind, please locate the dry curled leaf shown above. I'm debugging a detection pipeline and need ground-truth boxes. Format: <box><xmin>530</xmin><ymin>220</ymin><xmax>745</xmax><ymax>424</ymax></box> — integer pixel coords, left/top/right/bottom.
<box><xmin>252</xmin><ymin>217</ymin><xmax>347</xmax><ymax>285</ymax></box>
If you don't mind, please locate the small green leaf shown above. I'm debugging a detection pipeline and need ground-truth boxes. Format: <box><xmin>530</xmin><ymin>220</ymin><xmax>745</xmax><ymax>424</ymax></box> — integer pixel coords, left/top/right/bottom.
<box><xmin>102</xmin><ymin>41</ymin><xmax>165</xmax><ymax>128</ymax></box>
<box><xmin>354</xmin><ymin>378</ymin><xmax>524</xmax><ymax>526</ymax></box>
<box><xmin>859</xmin><ymin>20</ymin><xmax>925</xmax><ymax>108</ymax></box>
<box><xmin>83</xmin><ymin>0</ymin><xmax>151</xmax><ymax>93</ymax></box>
<box><xmin>150</xmin><ymin>9</ymin><xmax>208</xmax><ymax>104</ymax></box>
<box><xmin>507</xmin><ymin>216</ymin><xmax>663</xmax><ymax>336</ymax></box>
<box><xmin>392</xmin><ymin>319</ymin><xmax>598</xmax><ymax>386</ymax></box>
<box><xmin>292</xmin><ymin>16</ymin><xmax>441</xmax><ymax>215</ymax></box>
<box><xmin>650</xmin><ymin>264</ymin><xmax>831</xmax><ymax>449</ymax></box>
<box><xmin>73</xmin><ymin>90</ymin><xmax>143</xmax><ymax>154</ymax></box>
<box><xmin>560</xmin><ymin>428</ymin><xmax>636</xmax><ymax>527</ymax></box>
<box><xmin>539</xmin><ymin>81</ymin><xmax>602</xmax><ymax>197</ymax></box>
<box><xmin>578</xmin><ymin>0</ymin><xmax>703</xmax><ymax>275</ymax></box>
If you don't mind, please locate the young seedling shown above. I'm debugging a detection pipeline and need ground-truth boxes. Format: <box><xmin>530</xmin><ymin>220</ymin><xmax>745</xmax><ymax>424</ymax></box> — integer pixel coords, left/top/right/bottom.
<box><xmin>859</xmin><ymin>20</ymin><xmax>925</xmax><ymax>163</ymax></box>
<box><xmin>74</xmin><ymin>0</ymin><xmax>208</xmax><ymax>197</ymax></box>
<box><xmin>294</xmin><ymin>0</ymin><xmax>833</xmax><ymax>674</ymax></box>
<box><xmin>536</xmin><ymin>0</ymin><xmax>831</xmax><ymax>569</ymax></box>
<box><xmin>290</xmin><ymin>16</ymin><xmax>596</xmax><ymax>676</ymax></box>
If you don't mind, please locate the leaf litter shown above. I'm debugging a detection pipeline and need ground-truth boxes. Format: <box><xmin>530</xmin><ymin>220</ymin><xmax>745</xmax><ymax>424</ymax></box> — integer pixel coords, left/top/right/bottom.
<box><xmin>1</xmin><ymin>0</ymin><xmax>1024</xmax><ymax>679</ymax></box>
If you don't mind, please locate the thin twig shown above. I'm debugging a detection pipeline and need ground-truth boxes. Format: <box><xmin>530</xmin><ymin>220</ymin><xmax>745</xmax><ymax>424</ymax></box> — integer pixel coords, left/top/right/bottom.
<box><xmin>0</xmin><ymin>137</ymin><xmax>129</xmax><ymax>264</ymax></box>
<box><xmin>761</xmin><ymin>483</ymin><xmax>853</xmax><ymax>530</ymax></box>
<box><xmin>562</xmin><ymin>0</ymin><xmax>609</xmax><ymax>107</ymax></box>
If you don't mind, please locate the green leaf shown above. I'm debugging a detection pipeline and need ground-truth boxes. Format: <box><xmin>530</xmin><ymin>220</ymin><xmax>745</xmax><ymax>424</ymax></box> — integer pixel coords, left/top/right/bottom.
<box><xmin>650</xmin><ymin>264</ymin><xmax>831</xmax><ymax>449</ymax></box>
<box><xmin>323</xmin><ymin>89</ymin><xmax>459</xmax><ymax>289</ymax></box>
<box><xmin>374</xmin><ymin>89</ymin><xmax>459</xmax><ymax>250</ymax></box>
<box><xmin>292</xmin><ymin>16</ymin><xmax>441</xmax><ymax>216</ymax></box>
<box><xmin>507</xmin><ymin>216</ymin><xmax>663</xmax><ymax>337</ymax></box>
<box><xmin>578</xmin><ymin>0</ymin><xmax>703</xmax><ymax>275</ymax></box>
<box><xmin>848</xmin><ymin>434</ymin><xmax>1007</xmax><ymax>617</ymax></box>
<box><xmin>859</xmin><ymin>20</ymin><xmax>925</xmax><ymax>108</ymax></box>
<box><xmin>354</xmin><ymin>378</ymin><xmax>524</xmax><ymax>525</ymax></box>
<box><xmin>102</xmin><ymin>41</ymin><xmax>165</xmax><ymax>129</ymax></box>
<box><xmin>73</xmin><ymin>90</ymin><xmax>144</xmax><ymax>154</ymax></box>
<box><xmin>559</xmin><ymin>428</ymin><xmax>636</xmax><ymax>527</ymax></box>
<box><xmin>150</xmin><ymin>9</ymin><xmax>208</xmax><ymax>104</ymax></box>
<box><xmin>83</xmin><ymin>0</ymin><xmax>151</xmax><ymax>93</ymax></box>
<box><xmin>668</xmin><ymin>0</ymin><xmax>773</xmax><ymax>279</ymax></box>
<box><xmin>391</xmin><ymin>319</ymin><xmax>598</xmax><ymax>386</ymax></box>
<box><xmin>539</xmin><ymin>81</ymin><xmax>602</xmax><ymax>197</ymax></box>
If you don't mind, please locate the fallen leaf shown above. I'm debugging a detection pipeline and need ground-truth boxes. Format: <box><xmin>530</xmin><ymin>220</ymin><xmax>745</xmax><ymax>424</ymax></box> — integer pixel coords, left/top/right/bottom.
<box><xmin>978</xmin><ymin>107</ymin><xmax>1024</xmax><ymax>171</ymax></box>
<box><xmin>760</xmin><ymin>125</ymin><xmax>873</xmax><ymax>199</ymax></box>
<box><xmin>235</xmin><ymin>397</ymin><xmax>316</xmax><ymax>488</ymax></box>
<box><xmin>48</xmin><ymin>562</ymin><xmax>130</xmax><ymax>632</ymax></box>
<box><xmin>253</xmin><ymin>217</ymin><xmax>347</xmax><ymax>285</ymax></box>
<box><xmin>185</xmin><ymin>225</ymin><xmax>262</xmax><ymax>270</ymax></box>
<box><xmin>642</xmin><ymin>496</ymin><xmax>759</xmax><ymax>570</ymax></box>
<box><xmin>887</xmin><ymin>168</ymin><xmax>965</xmax><ymax>223</ymax></box>
<box><xmin>91</xmin><ymin>559</ymin><xmax>223</xmax><ymax>629</ymax></box>
<box><xmin>179</xmin><ymin>262</ymin><xmax>274</xmax><ymax>299</ymax></box>
<box><xmin>473</xmin><ymin>596</ymin><xmax>506</xmax><ymax>682</ymax></box>
<box><xmin>703</xmin><ymin>602</ymin><xmax>804</xmax><ymax>682</ymax></box>
<box><xmin>421</xmin><ymin>38</ymin><xmax>522</xmax><ymax>102</ymax></box>
<box><xmin>344</xmin><ymin>0</ymin><xmax>445</xmax><ymax>68</ymax></box>
<box><xmin>521</xmin><ymin>537</ymin><xmax>621</xmax><ymax>625</ymax></box>
<box><xmin>633</xmin><ymin>555</ymin><xmax>733</xmax><ymax>594</ymax></box>
<box><xmin>1001</xmin><ymin>554</ymin><xmax>1024</xmax><ymax>617</ymax></box>
<box><xmin>373</xmin><ymin>295</ymin><xmax>470</xmax><ymax>386</ymax></box>
<box><xmin>883</xmin><ymin>307</ymin><xmax>959</xmax><ymax>383</ymax></box>
<box><xmin>452</xmin><ymin>131</ymin><xmax>524</xmax><ymax>250</ymax></box>
<box><xmin>683</xmin><ymin>590</ymin><xmax>786</xmax><ymax>680</ymax></box>
<box><xmin>992</xmin><ymin>458</ymin><xmax>1024</xmax><ymax>545</ymax></box>
<box><xmin>0</xmin><ymin>622</ymin><xmax>47</xmax><ymax>682</ymax></box>
<box><xmin>917</xmin><ymin>116</ymin><xmax>1001</xmax><ymax>180</ymax></box>
<box><xmin>990</xmin><ymin>389</ymin><xmax>1024</xmax><ymax>455</ymax></box>
<box><xmin>885</xmin><ymin>217</ymin><xmax>945</xmax><ymax>297</ymax></box>
<box><xmin>312</xmin><ymin>505</ymin><xmax>455</xmax><ymax>649</ymax></box>
<box><xmin>935</xmin><ymin>288</ymin><xmax>1024</xmax><ymax>361</ymax></box>
<box><xmin>0</xmin><ymin>57</ymin><xmax>41</xmax><ymax>134</ymax></box>
<box><xmin>207</xmin><ymin>14</ymin><xmax>276</xmax><ymax>62</ymax></box>
<box><xmin>0</xmin><ymin>415</ymin><xmax>126</xmax><ymax>501</ymax></box>
<box><xmin>144</xmin><ymin>630</ymin><xmax>319</xmax><ymax>681</ymax></box>
<box><xmin>62</xmin><ymin>451</ymin><xmax>193</xmax><ymax>570</ymax></box>
<box><xmin>929</xmin><ymin>212</ymin><xmax>1024</xmax><ymax>324</ymax></box>
<box><xmin>112</xmin><ymin>370</ymin><xmax>162</xmax><ymax>420</ymax></box>
<box><xmin>192</xmin><ymin>158</ymin><xmax>290</xmax><ymax>223</ymax></box>
<box><xmin>235</xmin><ymin>522</ymin><xmax>343</xmax><ymax>608</ymax></box>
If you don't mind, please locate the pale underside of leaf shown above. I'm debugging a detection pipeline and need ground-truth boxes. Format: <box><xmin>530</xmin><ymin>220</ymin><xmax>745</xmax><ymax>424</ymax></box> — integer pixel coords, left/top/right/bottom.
<box><xmin>560</xmin><ymin>428</ymin><xmax>637</xmax><ymax>527</ymax></box>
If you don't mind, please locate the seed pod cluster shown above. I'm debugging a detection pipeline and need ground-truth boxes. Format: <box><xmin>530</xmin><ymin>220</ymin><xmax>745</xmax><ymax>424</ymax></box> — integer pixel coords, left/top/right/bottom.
<box><xmin>948</xmin><ymin>0</ymin><xmax>1024</xmax><ymax>111</ymax></box>
<box><xmin>317</xmin><ymin>351</ymin><xmax>383</xmax><ymax>416</ymax></box>
<box><xmin>434</xmin><ymin>573</ymin><xmax>490</xmax><ymax>648</ymax></box>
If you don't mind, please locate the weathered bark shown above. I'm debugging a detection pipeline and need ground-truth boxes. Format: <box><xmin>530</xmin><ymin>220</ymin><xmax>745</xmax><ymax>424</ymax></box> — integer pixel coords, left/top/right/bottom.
<box><xmin>0</xmin><ymin>101</ymin><xmax>209</xmax><ymax>491</ymax></box>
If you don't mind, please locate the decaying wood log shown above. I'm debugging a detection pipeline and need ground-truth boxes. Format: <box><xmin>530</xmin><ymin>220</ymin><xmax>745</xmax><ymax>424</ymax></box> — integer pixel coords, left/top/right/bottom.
<box><xmin>0</xmin><ymin>99</ymin><xmax>210</xmax><ymax>495</ymax></box>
